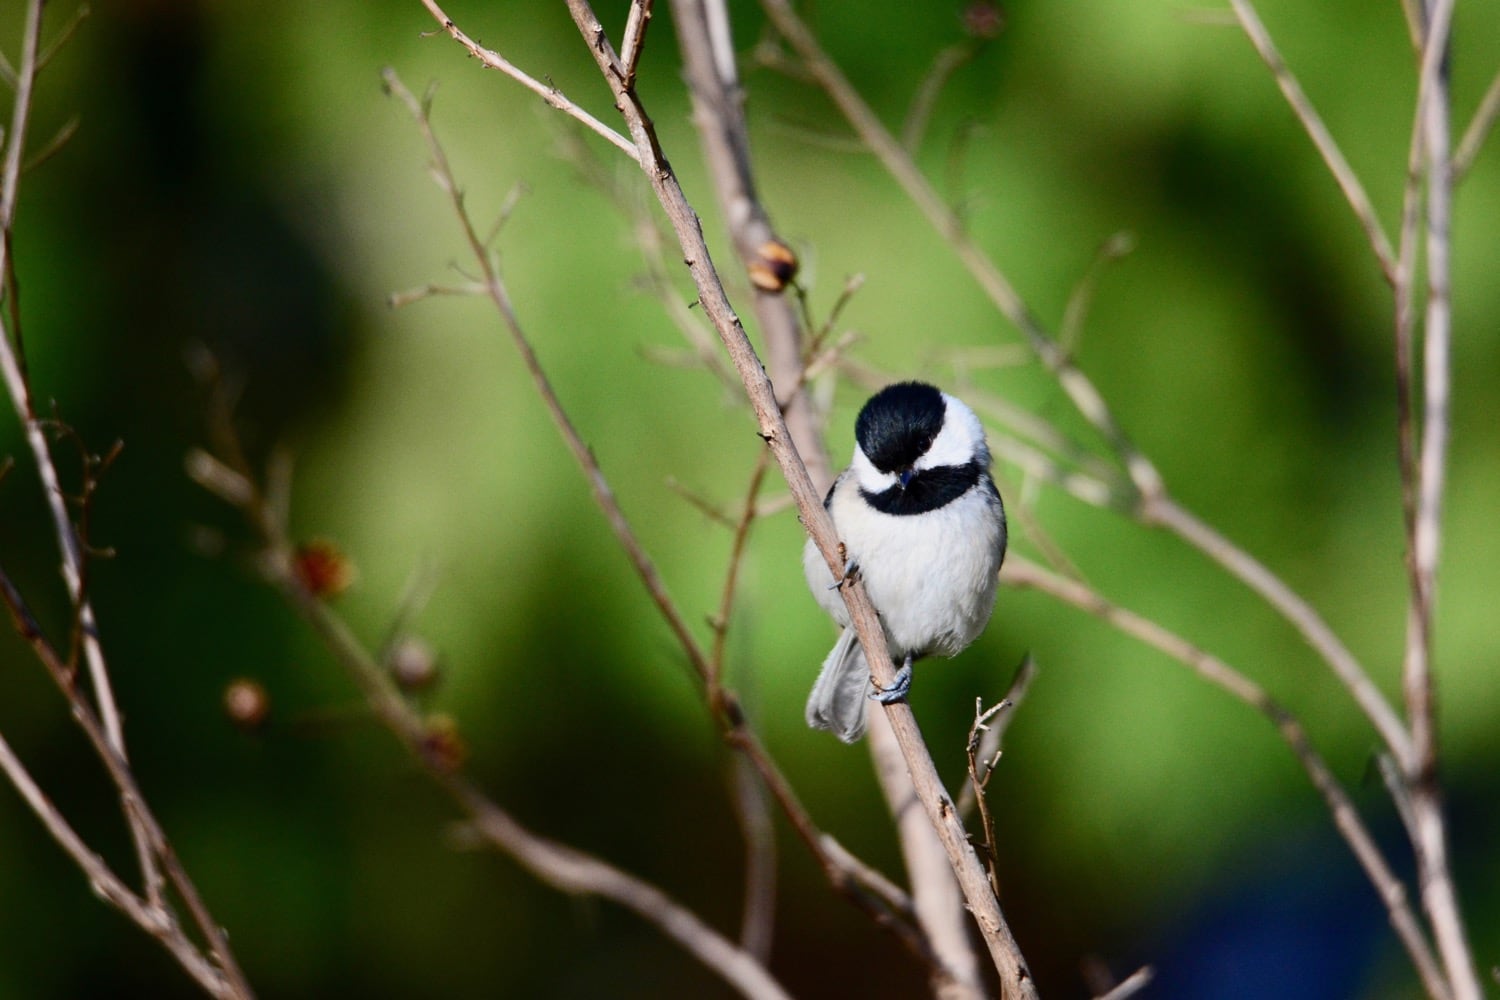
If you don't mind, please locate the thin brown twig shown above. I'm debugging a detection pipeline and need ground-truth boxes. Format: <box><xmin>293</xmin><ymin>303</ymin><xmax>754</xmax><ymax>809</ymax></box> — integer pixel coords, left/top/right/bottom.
<box><xmin>1452</xmin><ymin>67</ymin><xmax>1500</xmax><ymax>181</ymax></box>
<box><xmin>447</xmin><ymin>772</ymin><xmax>791</xmax><ymax>1000</ymax></box>
<box><xmin>709</xmin><ymin>447</ymin><xmax>772</xmax><ymax>687</ymax></box>
<box><xmin>0</xmin><ymin>733</ymin><xmax>234</xmax><ymax>998</ymax></box>
<box><xmin>1141</xmin><ymin>494</ymin><xmax>1412</xmax><ymax>767</ymax></box>
<box><xmin>35</xmin><ymin>2</ymin><xmax>91</xmax><ymax>73</ymax></box>
<box><xmin>0</xmin><ymin>565</ymin><xmax>253</xmax><ymax>999</ymax></box>
<box><xmin>957</xmin><ymin>655</ymin><xmax>1037</xmax><ymax>819</ymax></box>
<box><xmin>1000</xmin><ymin>555</ymin><xmax>1451</xmax><ymax>1000</ymax></box>
<box><xmin>1059</xmin><ymin>231</ymin><xmax>1135</xmax><ymax>354</ymax></box>
<box><xmin>414</xmin><ymin>0</ymin><xmax>638</xmax><ymax>161</ymax></box>
<box><xmin>901</xmin><ymin>42</ymin><xmax>977</xmax><ymax>154</ymax></box>
<box><xmin>619</xmin><ymin>0</ymin><xmax>654</xmax><ymax>89</ymax></box>
<box><xmin>0</xmin><ymin>0</ymin><xmax>130</xmax><ymax>771</ymax></box>
<box><xmin>1226</xmin><ymin>0</ymin><xmax>1397</xmax><ymax>281</ymax></box>
<box><xmin>965</xmin><ymin>697</ymin><xmax>1012</xmax><ymax>898</ymax></box>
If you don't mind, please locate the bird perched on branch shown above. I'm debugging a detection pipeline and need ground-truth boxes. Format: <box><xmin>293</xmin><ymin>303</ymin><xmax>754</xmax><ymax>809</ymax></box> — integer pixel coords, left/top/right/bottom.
<box><xmin>804</xmin><ymin>382</ymin><xmax>1007</xmax><ymax>742</ymax></box>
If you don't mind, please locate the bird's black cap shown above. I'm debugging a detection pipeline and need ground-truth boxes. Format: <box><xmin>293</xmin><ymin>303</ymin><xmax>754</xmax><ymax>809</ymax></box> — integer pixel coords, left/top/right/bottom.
<box><xmin>855</xmin><ymin>382</ymin><xmax>946</xmax><ymax>474</ymax></box>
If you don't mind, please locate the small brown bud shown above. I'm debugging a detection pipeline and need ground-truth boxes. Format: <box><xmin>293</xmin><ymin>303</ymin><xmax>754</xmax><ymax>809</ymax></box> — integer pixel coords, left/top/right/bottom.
<box><xmin>962</xmin><ymin>2</ymin><xmax>1006</xmax><ymax>40</ymax></box>
<box><xmin>747</xmin><ymin>239</ymin><xmax>799</xmax><ymax>293</ymax></box>
<box><xmin>223</xmin><ymin>678</ymin><xmax>271</xmax><ymax>732</ymax></box>
<box><xmin>388</xmin><ymin>636</ymin><xmax>441</xmax><ymax>692</ymax></box>
<box><xmin>421</xmin><ymin>714</ymin><xmax>468</xmax><ymax>773</ymax></box>
<box><xmin>293</xmin><ymin>539</ymin><xmax>355</xmax><ymax>598</ymax></box>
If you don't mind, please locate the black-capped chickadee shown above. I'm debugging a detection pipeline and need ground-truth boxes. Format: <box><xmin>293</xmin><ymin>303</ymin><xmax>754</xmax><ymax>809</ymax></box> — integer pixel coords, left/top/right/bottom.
<box><xmin>803</xmin><ymin>382</ymin><xmax>1007</xmax><ymax>742</ymax></box>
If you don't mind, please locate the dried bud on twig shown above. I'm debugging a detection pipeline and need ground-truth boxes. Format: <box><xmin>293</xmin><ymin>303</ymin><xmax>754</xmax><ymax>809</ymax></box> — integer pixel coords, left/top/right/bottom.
<box><xmin>421</xmin><ymin>714</ymin><xmax>468</xmax><ymax>773</ymax></box>
<box><xmin>962</xmin><ymin>2</ymin><xmax>1006</xmax><ymax>40</ymax></box>
<box><xmin>747</xmin><ymin>238</ymin><xmax>799</xmax><ymax>293</ymax></box>
<box><xmin>223</xmin><ymin>678</ymin><xmax>271</xmax><ymax>732</ymax></box>
<box><xmin>293</xmin><ymin>539</ymin><xmax>356</xmax><ymax>598</ymax></box>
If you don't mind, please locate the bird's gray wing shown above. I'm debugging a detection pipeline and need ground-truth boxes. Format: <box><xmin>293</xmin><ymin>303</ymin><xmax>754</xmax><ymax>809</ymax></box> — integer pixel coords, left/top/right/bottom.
<box><xmin>806</xmin><ymin>628</ymin><xmax>872</xmax><ymax>743</ymax></box>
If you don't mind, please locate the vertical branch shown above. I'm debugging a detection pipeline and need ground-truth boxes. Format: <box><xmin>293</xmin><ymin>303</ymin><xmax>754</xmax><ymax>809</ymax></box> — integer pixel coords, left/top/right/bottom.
<box><xmin>866</xmin><ymin>712</ymin><xmax>986</xmax><ymax>1000</ymax></box>
<box><xmin>1403</xmin><ymin>3</ymin><xmax>1480</xmax><ymax>997</ymax></box>
<box><xmin>730</xmin><ymin>754</ymin><xmax>777</xmax><ymax>963</ymax></box>
<box><xmin>668</xmin><ymin>0</ymin><xmax>832</xmax><ymax>494</ymax></box>
<box><xmin>0</xmin><ymin>0</ymin><xmax>129</xmax><ymax>764</ymax></box>
<box><xmin>556</xmin><ymin>3</ymin><xmax>1038</xmax><ymax>992</ymax></box>
<box><xmin>672</xmin><ymin>2</ymin><xmax>984</xmax><ymax>992</ymax></box>
<box><xmin>1</xmin><ymin>0</ymin><xmax>170</xmax><ymax>927</ymax></box>
<box><xmin>1404</xmin><ymin>0</ymin><xmax>1452</xmax><ymax>771</ymax></box>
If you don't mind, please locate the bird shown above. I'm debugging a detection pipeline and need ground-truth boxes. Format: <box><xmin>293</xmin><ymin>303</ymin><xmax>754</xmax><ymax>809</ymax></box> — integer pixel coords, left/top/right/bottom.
<box><xmin>803</xmin><ymin>381</ymin><xmax>1007</xmax><ymax>743</ymax></box>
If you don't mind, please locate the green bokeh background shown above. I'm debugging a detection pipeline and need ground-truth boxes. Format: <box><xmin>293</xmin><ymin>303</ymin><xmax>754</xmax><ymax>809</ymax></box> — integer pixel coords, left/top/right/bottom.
<box><xmin>0</xmin><ymin>1</ymin><xmax>1496</xmax><ymax>997</ymax></box>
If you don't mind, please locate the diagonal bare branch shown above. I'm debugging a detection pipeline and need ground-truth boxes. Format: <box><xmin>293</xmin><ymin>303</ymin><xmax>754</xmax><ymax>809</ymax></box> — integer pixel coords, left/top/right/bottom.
<box><xmin>1001</xmin><ymin>555</ymin><xmax>1450</xmax><ymax>1000</ymax></box>
<box><xmin>1226</xmin><ymin>0</ymin><xmax>1397</xmax><ymax>280</ymax></box>
<box><xmin>413</xmin><ymin>0</ymin><xmax>638</xmax><ymax>162</ymax></box>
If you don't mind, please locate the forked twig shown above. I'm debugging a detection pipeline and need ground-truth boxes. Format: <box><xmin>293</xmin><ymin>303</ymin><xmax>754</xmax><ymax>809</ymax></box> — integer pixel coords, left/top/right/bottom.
<box><xmin>965</xmin><ymin>696</ymin><xmax>1012</xmax><ymax>898</ymax></box>
<box><xmin>413</xmin><ymin>0</ymin><xmax>638</xmax><ymax>161</ymax></box>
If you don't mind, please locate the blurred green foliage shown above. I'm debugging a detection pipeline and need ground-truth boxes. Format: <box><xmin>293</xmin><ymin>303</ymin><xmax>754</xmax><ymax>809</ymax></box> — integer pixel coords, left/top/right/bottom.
<box><xmin>0</xmin><ymin>0</ymin><xmax>1496</xmax><ymax>997</ymax></box>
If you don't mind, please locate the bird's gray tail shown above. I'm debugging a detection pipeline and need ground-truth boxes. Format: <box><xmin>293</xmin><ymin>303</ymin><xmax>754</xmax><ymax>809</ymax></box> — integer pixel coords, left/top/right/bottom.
<box><xmin>806</xmin><ymin>628</ymin><xmax>871</xmax><ymax>743</ymax></box>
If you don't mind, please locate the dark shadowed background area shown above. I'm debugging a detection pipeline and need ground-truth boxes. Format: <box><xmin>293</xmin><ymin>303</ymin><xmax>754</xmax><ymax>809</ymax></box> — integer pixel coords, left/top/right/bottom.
<box><xmin>0</xmin><ymin>1</ymin><xmax>1496</xmax><ymax>997</ymax></box>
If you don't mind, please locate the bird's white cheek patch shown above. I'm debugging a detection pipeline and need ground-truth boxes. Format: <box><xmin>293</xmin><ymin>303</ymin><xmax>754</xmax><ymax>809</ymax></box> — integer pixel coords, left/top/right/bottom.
<box><xmin>851</xmin><ymin>446</ymin><xmax>899</xmax><ymax>495</ymax></box>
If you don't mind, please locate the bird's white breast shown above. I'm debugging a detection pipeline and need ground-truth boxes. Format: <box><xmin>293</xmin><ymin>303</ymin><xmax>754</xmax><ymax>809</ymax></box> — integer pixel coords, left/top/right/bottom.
<box><xmin>803</xmin><ymin>474</ymin><xmax>1003</xmax><ymax>659</ymax></box>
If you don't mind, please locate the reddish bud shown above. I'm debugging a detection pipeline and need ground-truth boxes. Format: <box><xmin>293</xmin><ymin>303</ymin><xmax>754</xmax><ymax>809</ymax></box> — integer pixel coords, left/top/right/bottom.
<box><xmin>293</xmin><ymin>539</ymin><xmax>355</xmax><ymax>598</ymax></box>
<box><xmin>421</xmin><ymin>715</ymin><xmax>467</xmax><ymax>773</ymax></box>
<box><xmin>962</xmin><ymin>2</ymin><xmax>1006</xmax><ymax>39</ymax></box>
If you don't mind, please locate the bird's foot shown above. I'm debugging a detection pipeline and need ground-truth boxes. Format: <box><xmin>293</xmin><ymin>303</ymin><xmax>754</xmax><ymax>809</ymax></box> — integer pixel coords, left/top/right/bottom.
<box><xmin>828</xmin><ymin>556</ymin><xmax>859</xmax><ymax>590</ymax></box>
<box><xmin>871</xmin><ymin>657</ymin><xmax>913</xmax><ymax>704</ymax></box>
